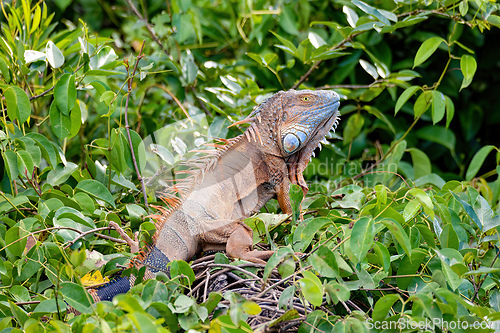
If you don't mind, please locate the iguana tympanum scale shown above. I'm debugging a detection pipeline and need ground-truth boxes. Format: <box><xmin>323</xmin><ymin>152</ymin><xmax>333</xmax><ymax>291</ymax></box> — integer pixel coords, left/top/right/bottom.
<box><xmin>89</xmin><ymin>89</ymin><xmax>340</xmax><ymax>302</ymax></box>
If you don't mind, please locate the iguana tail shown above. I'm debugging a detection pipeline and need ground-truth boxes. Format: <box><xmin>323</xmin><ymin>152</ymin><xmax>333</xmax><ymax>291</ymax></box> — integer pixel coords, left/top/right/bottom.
<box><xmin>88</xmin><ymin>245</ymin><xmax>171</xmax><ymax>302</ymax></box>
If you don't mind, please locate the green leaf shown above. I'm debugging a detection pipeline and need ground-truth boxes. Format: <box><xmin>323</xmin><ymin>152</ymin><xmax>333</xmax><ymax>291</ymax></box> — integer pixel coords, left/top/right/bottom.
<box><xmin>416</xmin><ymin>126</ymin><xmax>456</xmax><ymax>152</ymax></box>
<box><xmin>100</xmin><ymin>91</ymin><xmax>115</xmax><ymax>106</ymax></box>
<box><xmin>9</xmin><ymin>301</ymin><xmax>29</xmax><ymax>328</ymax></box>
<box><xmin>408</xmin><ymin>148</ymin><xmax>431</xmax><ymax>179</ymax></box>
<box><xmin>373</xmin><ymin>242</ymin><xmax>391</xmax><ymax>271</ymax></box>
<box><xmin>439</xmin><ymin>224</ymin><xmax>459</xmax><ymax>250</ymax></box>
<box><xmin>465</xmin><ymin>145</ymin><xmax>496</xmax><ymax>180</ymax></box>
<box><xmin>46</xmin><ymin>41</ymin><xmax>64</xmax><ymax>68</ymax></box>
<box><xmin>59</xmin><ymin>282</ymin><xmax>91</xmax><ymax>314</ymax></box>
<box><xmin>395</xmin><ymin>85</ymin><xmax>420</xmax><ymax>114</ymax></box>
<box><xmin>413</xmin><ymin>37</ymin><xmax>445</xmax><ymax>68</ymax></box>
<box><xmin>271</xmin><ymin>32</ymin><xmax>298</xmax><ymax>57</ymax></box>
<box><xmin>297</xmin><ymin>38</ymin><xmax>313</xmax><ymax>63</ymax></box>
<box><xmin>69</xmin><ymin>101</ymin><xmax>81</xmax><ymax>138</ymax></box>
<box><xmin>372</xmin><ymin>294</ymin><xmax>401</xmax><ymax>321</ymax></box>
<box><xmin>279</xmin><ymin>5</ymin><xmax>299</xmax><ymax>36</ymax></box>
<box><xmin>460</xmin><ymin>54</ymin><xmax>476</xmax><ymax>91</ymax></box>
<box><xmin>359</xmin><ymin>59</ymin><xmax>378</xmax><ymax>79</ymax></box>
<box><xmin>46</xmin><ymin>162</ymin><xmax>78</xmax><ymax>186</ymax></box>
<box><xmin>297</xmin><ymin>217</ymin><xmax>332</xmax><ymax>252</ymax></box>
<box><xmin>75</xmin><ymin>179</ymin><xmax>115</xmax><ymax>207</ymax></box>
<box><xmin>54</xmin><ymin>74</ymin><xmax>76</xmax><ymax>115</ymax></box>
<box><xmin>403</xmin><ymin>199</ymin><xmax>420</xmax><ymax>221</ymax></box>
<box><xmin>324</xmin><ymin>282</ymin><xmax>350</xmax><ymax>304</ymax></box>
<box><xmin>308</xmin><ymin>245</ymin><xmax>339</xmax><ymax>278</ymax></box>
<box><xmin>49</xmin><ymin>100</ymin><xmax>71</xmax><ymax>139</ymax></box>
<box><xmin>0</xmin><ymin>56</ymin><xmax>11</xmax><ymax>82</ymax></box>
<box><xmin>460</xmin><ymin>54</ymin><xmax>477</xmax><ymax>81</ymax></box>
<box><xmin>298</xmin><ymin>276</ymin><xmax>323</xmax><ymax>307</ymax></box>
<box><xmin>413</xmin><ymin>91</ymin><xmax>432</xmax><ymax>118</ymax></box>
<box><xmin>488</xmin><ymin>14</ymin><xmax>500</xmax><ymax>28</ymax></box>
<box><xmin>349</xmin><ymin>216</ymin><xmax>374</xmax><ymax>265</ymax></box>
<box><xmin>380</xmin><ymin>218</ymin><xmax>412</xmax><ymax>256</ymax></box>
<box><xmin>16</xmin><ymin>150</ymin><xmax>34</xmax><ymax>178</ymax></box>
<box><xmin>26</xmin><ymin>133</ymin><xmax>58</xmax><ymax>167</ymax></box>
<box><xmin>459</xmin><ymin>0</ymin><xmax>469</xmax><ymax>16</ymax></box>
<box><xmin>343</xmin><ymin>6</ymin><xmax>359</xmax><ymax>28</ymax></box>
<box><xmin>264</xmin><ymin>247</ymin><xmax>294</xmax><ymax>283</ymax></box>
<box><xmin>289</xmin><ymin>184</ymin><xmax>303</xmax><ymax>222</ymax></box>
<box><xmin>352</xmin><ymin>0</ymin><xmax>390</xmax><ymax>25</ymax></box>
<box><xmin>170</xmin><ymin>260</ymin><xmax>195</xmax><ymax>286</ymax></box>
<box><xmin>444</xmin><ymin>95</ymin><xmax>455</xmax><ymax>128</ymax></box>
<box><xmin>242</xmin><ymin>301</ymin><xmax>261</xmax><ymax>315</ymax></box>
<box><xmin>343</xmin><ymin>113</ymin><xmax>364</xmax><ymax>145</ymax></box>
<box><xmin>434</xmin><ymin>248</ymin><xmax>464</xmax><ymax>291</ymax></box>
<box><xmin>4</xmin><ymin>86</ymin><xmax>31</xmax><ymax>124</ymax></box>
<box><xmin>3</xmin><ymin>150</ymin><xmax>18</xmax><ymax>180</ymax></box>
<box><xmin>431</xmin><ymin>90</ymin><xmax>446</xmax><ymax>124</ymax></box>
<box><xmin>33</xmin><ymin>298</ymin><xmax>67</xmax><ymax>314</ymax></box>
<box><xmin>451</xmin><ymin>192</ymin><xmax>482</xmax><ymax>230</ymax></box>
<box><xmin>407</xmin><ymin>188</ymin><xmax>434</xmax><ymax>219</ymax></box>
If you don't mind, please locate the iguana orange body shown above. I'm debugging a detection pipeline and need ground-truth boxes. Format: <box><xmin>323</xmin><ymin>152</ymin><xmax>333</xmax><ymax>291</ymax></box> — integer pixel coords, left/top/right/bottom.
<box><xmin>90</xmin><ymin>89</ymin><xmax>340</xmax><ymax>302</ymax></box>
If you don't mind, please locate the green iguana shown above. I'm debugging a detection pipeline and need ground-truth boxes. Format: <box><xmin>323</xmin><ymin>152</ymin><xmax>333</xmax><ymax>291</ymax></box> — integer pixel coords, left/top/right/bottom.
<box><xmin>89</xmin><ymin>89</ymin><xmax>340</xmax><ymax>302</ymax></box>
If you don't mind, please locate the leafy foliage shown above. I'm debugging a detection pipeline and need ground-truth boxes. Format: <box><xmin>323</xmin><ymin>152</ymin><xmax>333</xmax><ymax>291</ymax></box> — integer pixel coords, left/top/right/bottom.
<box><xmin>1</xmin><ymin>0</ymin><xmax>500</xmax><ymax>331</ymax></box>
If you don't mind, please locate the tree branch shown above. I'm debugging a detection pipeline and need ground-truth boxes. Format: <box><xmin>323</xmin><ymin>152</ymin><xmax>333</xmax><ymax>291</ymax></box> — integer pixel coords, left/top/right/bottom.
<box><xmin>124</xmin><ymin>40</ymin><xmax>149</xmax><ymax>209</ymax></box>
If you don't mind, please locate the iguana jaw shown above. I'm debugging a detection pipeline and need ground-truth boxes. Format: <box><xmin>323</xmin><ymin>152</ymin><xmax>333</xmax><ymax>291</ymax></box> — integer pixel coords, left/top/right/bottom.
<box><xmin>288</xmin><ymin>98</ymin><xmax>340</xmax><ymax>194</ymax></box>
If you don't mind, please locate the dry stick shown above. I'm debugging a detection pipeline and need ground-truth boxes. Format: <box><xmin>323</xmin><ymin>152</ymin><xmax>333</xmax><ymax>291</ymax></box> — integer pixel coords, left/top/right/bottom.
<box><xmin>15</xmin><ymin>300</ymin><xmax>41</xmax><ymax>306</ymax></box>
<box><xmin>207</xmin><ymin>263</ymin><xmax>263</xmax><ymax>282</ymax></box>
<box><xmin>203</xmin><ymin>269</ymin><xmax>210</xmax><ymax>302</ymax></box>
<box><xmin>124</xmin><ymin>41</ymin><xmax>149</xmax><ymax>209</ymax></box>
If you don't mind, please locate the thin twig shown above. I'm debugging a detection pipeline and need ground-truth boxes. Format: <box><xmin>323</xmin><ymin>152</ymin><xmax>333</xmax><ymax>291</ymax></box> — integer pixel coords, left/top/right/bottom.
<box><xmin>124</xmin><ymin>40</ymin><xmax>149</xmax><ymax>210</ymax></box>
<box><xmin>153</xmin><ymin>84</ymin><xmax>193</xmax><ymax>122</ymax></box>
<box><xmin>0</xmin><ymin>226</ymin><xmax>125</xmax><ymax>252</ymax></box>
<box><xmin>471</xmin><ymin>247</ymin><xmax>500</xmax><ymax>302</ymax></box>
<box><xmin>291</xmin><ymin>32</ymin><xmax>362</xmax><ymax>89</ymax></box>
<box><xmin>29</xmin><ymin>63</ymin><xmax>85</xmax><ymax>101</ymax></box>
<box><xmin>63</xmin><ymin>227</ymin><xmax>127</xmax><ymax>249</ymax></box>
<box><xmin>190</xmin><ymin>86</ymin><xmax>210</xmax><ymax>116</ymax></box>
<box><xmin>125</xmin><ymin>0</ymin><xmax>168</xmax><ymax>55</ymax></box>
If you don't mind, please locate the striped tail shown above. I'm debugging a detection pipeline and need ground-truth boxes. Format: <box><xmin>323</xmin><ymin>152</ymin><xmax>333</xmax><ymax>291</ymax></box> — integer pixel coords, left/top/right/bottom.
<box><xmin>88</xmin><ymin>246</ymin><xmax>171</xmax><ymax>302</ymax></box>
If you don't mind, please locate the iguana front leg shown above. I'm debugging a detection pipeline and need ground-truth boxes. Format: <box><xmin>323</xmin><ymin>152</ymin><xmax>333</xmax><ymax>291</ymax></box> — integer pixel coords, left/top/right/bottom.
<box><xmin>226</xmin><ymin>222</ymin><xmax>275</xmax><ymax>265</ymax></box>
<box><xmin>225</xmin><ymin>178</ymin><xmax>293</xmax><ymax>264</ymax></box>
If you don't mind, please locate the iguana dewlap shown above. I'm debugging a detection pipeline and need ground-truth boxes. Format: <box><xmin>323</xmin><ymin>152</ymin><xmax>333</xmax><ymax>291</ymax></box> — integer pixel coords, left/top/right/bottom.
<box><xmin>89</xmin><ymin>89</ymin><xmax>340</xmax><ymax>302</ymax></box>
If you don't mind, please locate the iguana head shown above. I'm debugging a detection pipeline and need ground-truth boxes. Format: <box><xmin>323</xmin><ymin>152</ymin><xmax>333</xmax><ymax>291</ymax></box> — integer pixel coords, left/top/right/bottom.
<box><xmin>240</xmin><ymin>89</ymin><xmax>340</xmax><ymax>194</ymax></box>
<box><xmin>277</xmin><ymin>90</ymin><xmax>340</xmax><ymax>193</ymax></box>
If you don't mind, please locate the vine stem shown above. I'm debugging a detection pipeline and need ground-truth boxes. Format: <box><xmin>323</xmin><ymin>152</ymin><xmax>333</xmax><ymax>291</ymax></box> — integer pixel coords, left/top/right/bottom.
<box><xmin>124</xmin><ymin>40</ymin><xmax>149</xmax><ymax>210</ymax></box>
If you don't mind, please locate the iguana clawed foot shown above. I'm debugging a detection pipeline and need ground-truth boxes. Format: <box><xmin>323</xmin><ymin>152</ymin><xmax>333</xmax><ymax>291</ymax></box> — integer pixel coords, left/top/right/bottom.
<box><xmin>108</xmin><ymin>221</ymin><xmax>140</xmax><ymax>254</ymax></box>
<box><xmin>226</xmin><ymin>224</ymin><xmax>276</xmax><ymax>265</ymax></box>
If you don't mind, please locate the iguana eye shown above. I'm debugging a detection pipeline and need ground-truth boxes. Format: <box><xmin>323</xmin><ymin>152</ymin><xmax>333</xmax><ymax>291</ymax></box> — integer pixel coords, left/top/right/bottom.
<box><xmin>283</xmin><ymin>133</ymin><xmax>300</xmax><ymax>153</ymax></box>
<box><xmin>301</xmin><ymin>96</ymin><xmax>310</xmax><ymax>102</ymax></box>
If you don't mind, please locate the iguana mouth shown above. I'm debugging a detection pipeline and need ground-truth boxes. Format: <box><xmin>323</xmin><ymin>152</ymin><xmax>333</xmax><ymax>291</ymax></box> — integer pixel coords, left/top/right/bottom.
<box><xmin>288</xmin><ymin>99</ymin><xmax>340</xmax><ymax>194</ymax></box>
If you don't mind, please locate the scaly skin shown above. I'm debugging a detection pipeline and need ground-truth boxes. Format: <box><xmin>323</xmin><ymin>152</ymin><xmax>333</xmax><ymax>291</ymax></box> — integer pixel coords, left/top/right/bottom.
<box><xmin>89</xmin><ymin>89</ymin><xmax>340</xmax><ymax>302</ymax></box>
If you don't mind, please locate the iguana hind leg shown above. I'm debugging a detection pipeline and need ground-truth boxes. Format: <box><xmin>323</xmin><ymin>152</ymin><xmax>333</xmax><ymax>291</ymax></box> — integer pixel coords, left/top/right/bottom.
<box><xmin>225</xmin><ymin>223</ymin><xmax>274</xmax><ymax>265</ymax></box>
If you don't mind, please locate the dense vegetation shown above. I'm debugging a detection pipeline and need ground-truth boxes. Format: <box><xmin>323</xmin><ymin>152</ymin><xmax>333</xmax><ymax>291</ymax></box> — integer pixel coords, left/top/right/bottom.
<box><xmin>1</xmin><ymin>0</ymin><xmax>500</xmax><ymax>331</ymax></box>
